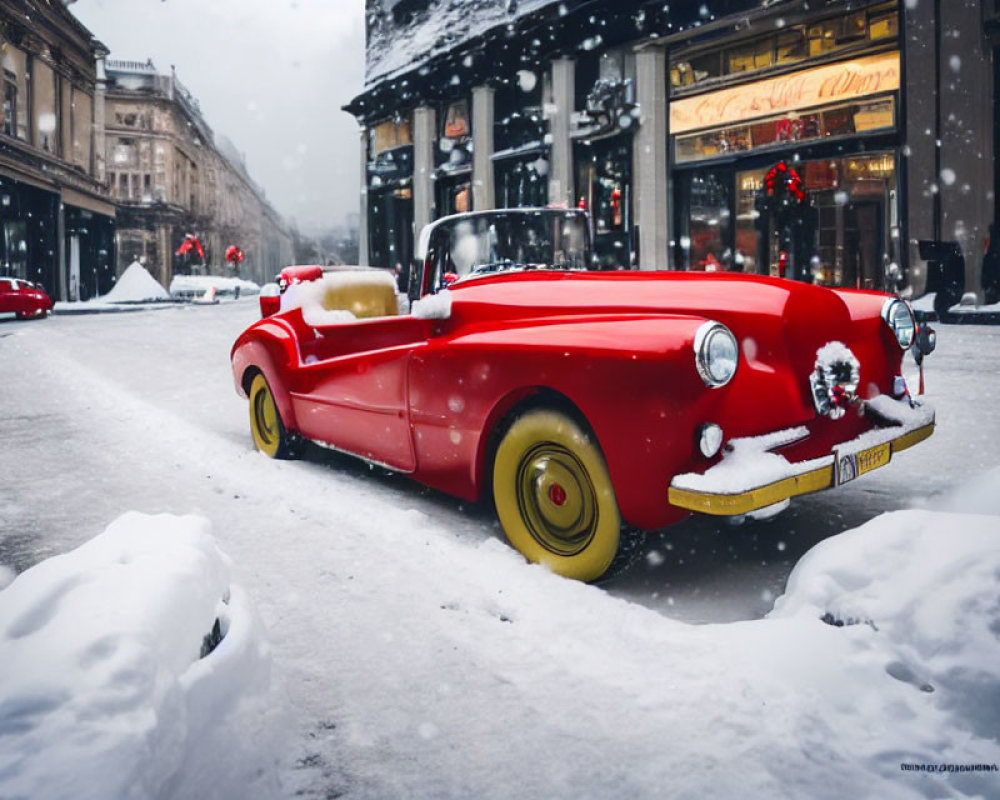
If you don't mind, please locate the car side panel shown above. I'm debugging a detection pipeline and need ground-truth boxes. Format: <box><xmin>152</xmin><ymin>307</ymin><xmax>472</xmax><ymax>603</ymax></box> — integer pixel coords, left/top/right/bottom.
<box><xmin>286</xmin><ymin>315</ymin><xmax>433</xmax><ymax>470</ymax></box>
<box><xmin>408</xmin><ymin>315</ymin><xmax>714</xmax><ymax>528</ymax></box>
<box><xmin>235</xmin><ymin>312</ymin><xmax>435</xmax><ymax>471</ymax></box>
<box><xmin>289</xmin><ymin>345</ymin><xmax>419</xmax><ymax>471</ymax></box>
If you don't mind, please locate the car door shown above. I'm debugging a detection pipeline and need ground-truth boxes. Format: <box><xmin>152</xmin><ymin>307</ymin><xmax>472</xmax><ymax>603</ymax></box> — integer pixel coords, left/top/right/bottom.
<box><xmin>289</xmin><ymin>315</ymin><xmax>432</xmax><ymax>472</ymax></box>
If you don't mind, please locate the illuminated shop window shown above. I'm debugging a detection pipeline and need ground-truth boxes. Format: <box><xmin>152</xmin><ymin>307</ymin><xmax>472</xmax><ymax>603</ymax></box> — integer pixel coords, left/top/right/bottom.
<box><xmin>674</xmin><ymin>97</ymin><xmax>895</xmax><ymax>164</ymax></box>
<box><xmin>670</xmin><ymin>2</ymin><xmax>898</xmax><ymax>93</ymax></box>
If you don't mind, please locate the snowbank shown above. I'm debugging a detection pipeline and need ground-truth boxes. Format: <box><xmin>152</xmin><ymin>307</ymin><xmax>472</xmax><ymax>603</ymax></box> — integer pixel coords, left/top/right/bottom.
<box><xmin>169</xmin><ymin>275</ymin><xmax>260</xmax><ymax>299</ymax></box>
<box><xmin>771</xmin><ymin>510</ymin><xmax>1000</xmax><ymax>777</ymax></box>
<box><xmin>0</xmin><ymin>513</ymin><xmax>279</xmax><ymax>800</ymax></box>
<box><xmin>103</xmin><ymin>260</ymin><xmax>170</xmax><ymax>303</ymax></box>
<box><xmin>3</xmin><ymin>502</ymin><xmax>999</xmax><ymax>799</ymax></box>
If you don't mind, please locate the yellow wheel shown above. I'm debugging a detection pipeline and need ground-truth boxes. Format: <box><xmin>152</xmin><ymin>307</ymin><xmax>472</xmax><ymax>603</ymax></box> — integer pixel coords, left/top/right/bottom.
<box><xmin>493</xmin><ymin>409</ymin><xmax>623</xmax><ymax>581</ymax></box>
<box><xmin>248</xmin><ymin>373</ymin><xmax>298</xmax><ymax>459</ymax></box>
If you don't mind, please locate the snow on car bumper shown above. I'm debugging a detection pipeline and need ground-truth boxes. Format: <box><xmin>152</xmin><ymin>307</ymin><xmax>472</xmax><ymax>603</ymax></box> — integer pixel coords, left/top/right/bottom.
<box><xmin>668</xmin><ymin>396</ymin><xmax>935</xmax><ymax>517</ymax></box>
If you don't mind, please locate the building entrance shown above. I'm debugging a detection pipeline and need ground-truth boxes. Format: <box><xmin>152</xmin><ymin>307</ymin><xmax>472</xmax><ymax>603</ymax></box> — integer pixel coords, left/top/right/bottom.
<box><xmin>754</xmin><ymin>161</ymin><xmax>817</xmax><ymax>282</ymax></box>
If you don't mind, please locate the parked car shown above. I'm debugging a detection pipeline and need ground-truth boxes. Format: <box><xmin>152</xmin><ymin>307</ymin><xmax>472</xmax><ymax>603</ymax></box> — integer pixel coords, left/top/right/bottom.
<box><xmin>232</xmin><ymin>209</ymin><xmax>935</xmax><ymax>582</ymax></box>
<box><xmin>0</xmin><ymin>277</ymin><xmax>53</xmax><ymax>319</ymax></box>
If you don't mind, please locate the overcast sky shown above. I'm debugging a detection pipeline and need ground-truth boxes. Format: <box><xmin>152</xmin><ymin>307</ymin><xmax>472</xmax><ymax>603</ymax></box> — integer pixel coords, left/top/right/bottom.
<box><xmin>71</xmin><ymin>0</ymin><xmax>367</xmax><ymax>233</ymax></box>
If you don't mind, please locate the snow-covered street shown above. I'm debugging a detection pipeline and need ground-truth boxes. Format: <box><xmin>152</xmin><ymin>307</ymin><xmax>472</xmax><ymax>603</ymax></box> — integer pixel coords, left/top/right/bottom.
<box><xmin>2</xmin><ymin>302</ymin><xmax>999</xmax><ymax>799</ymax></box>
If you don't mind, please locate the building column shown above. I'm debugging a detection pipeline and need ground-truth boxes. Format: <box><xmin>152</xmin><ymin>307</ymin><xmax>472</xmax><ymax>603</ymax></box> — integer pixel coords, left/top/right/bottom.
<box><xmin>634</xmin><ymin>46</ymin><xmax>669</xmax><ymax>270</ymax></box>
<box><xmin>94</xmin><ymin>56</ymin><xmax>107</xmax><ymax>183</ymax></box>
<box><xmin>358</xmin><ymin>128</ymin><xmax>370</xmax><ymax>266</ymax></box>
<box><xmin>472</xmin><ymin>85</ymin><xmax>495</xmax><ymax>211</ymax></box>
<box><xmin>158</xmin><ymin>223</ymin><xmax>171</xmax><ymax>288</ymax></box>
<box><xmin>57</xmin><ymin>201</ymin><xmax>68</xmax><ymax>301</ymax></box>
<box><xmin>548</xmin><ymin>57</ymin><xmax>574</xmax><ymax>208</ymax></box>
<box><xmin>413</xmin><ymin>105</ymin><xmax>436</xmax><ymax>239</ymax></box>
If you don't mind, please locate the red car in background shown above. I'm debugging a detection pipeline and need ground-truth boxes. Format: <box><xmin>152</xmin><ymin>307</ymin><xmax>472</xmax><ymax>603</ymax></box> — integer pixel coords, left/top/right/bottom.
<box><xmin>0</xmin><ymin>278</ymin><xmax>53</xmax><ymax>319</ymax></box>
<box><xmin>232</xmin><ymin>209</ymin><xmax>935</xmax><ymax>582</ymax></box>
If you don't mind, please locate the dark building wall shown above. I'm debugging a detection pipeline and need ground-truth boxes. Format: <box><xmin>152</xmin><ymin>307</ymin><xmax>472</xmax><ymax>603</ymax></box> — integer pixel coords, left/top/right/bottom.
<box><xmin>904</xmin><ymin>0</ymin><xmax>995</xmax><ymax>299</ymax></box>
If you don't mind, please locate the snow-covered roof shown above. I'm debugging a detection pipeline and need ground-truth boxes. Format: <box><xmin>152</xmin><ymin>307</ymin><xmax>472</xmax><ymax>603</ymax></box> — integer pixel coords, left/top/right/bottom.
<box><xmin>365</xmin><ymin>0</ymin><xmax>562</xmax><ymax>87</ymax></box>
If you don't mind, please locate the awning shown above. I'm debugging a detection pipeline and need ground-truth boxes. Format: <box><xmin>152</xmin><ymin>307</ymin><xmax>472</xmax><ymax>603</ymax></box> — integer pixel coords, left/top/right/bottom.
<box><xmin>62</xmin><ymin>186</ymin><xmax>116</xmax><ymax>218</ymax></box>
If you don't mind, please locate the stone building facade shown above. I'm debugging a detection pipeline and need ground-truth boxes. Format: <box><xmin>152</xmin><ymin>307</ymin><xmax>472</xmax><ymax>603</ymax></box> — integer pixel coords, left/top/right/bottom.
<box><xmin>346</xmin><ymin>0</ymin><xmax>997</xmax><ymax>302</ymax></box>
<box><xmin>104</xmin><ymin>59</ymin><xmax>292</xmax><ymax>288</ymax></box>
<box><xmin>0</xmin><ymin>1</ymin><xmax>115</xmax><ymax>301</ymax></box>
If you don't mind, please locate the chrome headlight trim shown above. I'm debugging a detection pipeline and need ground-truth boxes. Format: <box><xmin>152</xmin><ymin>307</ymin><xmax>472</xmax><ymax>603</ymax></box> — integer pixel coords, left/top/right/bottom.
<box><xmin>881</xmin><ymin>298</ymin><xmax>916</xmax><ymax>351</ymax></box>
<box><xmin>694</xmin><ymin>321</ymin><xmax>739</xmax><ymax>388</ymax></box>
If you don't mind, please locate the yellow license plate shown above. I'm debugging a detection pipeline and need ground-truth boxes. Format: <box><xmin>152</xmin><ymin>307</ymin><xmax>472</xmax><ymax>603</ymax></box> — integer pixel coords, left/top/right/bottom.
<box><xmin>836</xmin><ymin>442</ymin><xmax>892</xmax><ymax>484</ymax></box>
<box><xmin>857</xmin><ymin>442</ymin><xmax>891</xmax><ymax>476</ymax></box>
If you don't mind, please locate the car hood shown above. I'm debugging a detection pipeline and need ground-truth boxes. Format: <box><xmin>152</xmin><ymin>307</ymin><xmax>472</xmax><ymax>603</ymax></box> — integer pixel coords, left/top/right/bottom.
<box><xmin>445</xmin><ymin>270</ymin><xmax>894</xmax><ymax>420</ymax></box>
<box><xmin>446</xmin><ymin>268</ymin><xmax>855</xmax><ymax>338</ymax></box>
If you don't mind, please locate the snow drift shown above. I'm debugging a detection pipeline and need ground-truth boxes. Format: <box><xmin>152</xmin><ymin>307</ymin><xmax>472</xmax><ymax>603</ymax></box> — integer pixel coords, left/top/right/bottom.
<box><xmin>103</xmin><ymin>261</ymin><xmax>171</xmax><ymax>303</ymax></box>
<box><xmin>0</xmin><ymin>513</ymin><xmax>278</xmax><ymax>800</ymax></box>
<box><xmin>2</xmin><ymin>501</ymin><xmax>998</xmax><ymax>799</ymax></box>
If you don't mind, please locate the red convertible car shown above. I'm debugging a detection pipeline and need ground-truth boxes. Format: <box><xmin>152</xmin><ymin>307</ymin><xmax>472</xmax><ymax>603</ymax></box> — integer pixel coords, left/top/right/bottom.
<box><xmin>0</xmin><ymin>277</ymin><xmax>53</xmax><ymax>319</ymax></box>
<box><xmin>232</xmin><ymin>209</ymin><xmax>935</xmax><ymax>581</ymax></box>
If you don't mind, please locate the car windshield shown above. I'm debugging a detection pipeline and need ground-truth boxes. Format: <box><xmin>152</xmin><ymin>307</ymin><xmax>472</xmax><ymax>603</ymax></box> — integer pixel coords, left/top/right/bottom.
<box><xmin>445</xmin><ymin>211</ymin><xmax>590</xmax><ymax>278</ymax></box>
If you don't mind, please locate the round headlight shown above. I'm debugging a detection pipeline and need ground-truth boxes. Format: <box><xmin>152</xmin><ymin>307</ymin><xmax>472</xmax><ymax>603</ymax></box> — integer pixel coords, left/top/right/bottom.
<box><xmin>694</xmin><ymin>322</ymin><xmax>739</xmax><ymax>387</ymax></box>
<box><xmin>881</xmin><ymin>298</ymin><xmax>916</xmax><ymax>350</ymax></box>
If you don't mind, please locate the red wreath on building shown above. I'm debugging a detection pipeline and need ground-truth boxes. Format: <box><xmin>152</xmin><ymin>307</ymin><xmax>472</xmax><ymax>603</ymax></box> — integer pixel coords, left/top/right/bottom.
<box><xmin>225</xmin><ymin>245</ymin><xmax>245</xmax><ymax>267</ymax></box>
<box><xmin>175</xmin><ymin>234</ymin><xmax>205</xmax><ymax>260</ymax></box>
<box><xmin>763</xmin><ymin>161</ymin><xmax>808</xmax><ymax>204</ymax></box>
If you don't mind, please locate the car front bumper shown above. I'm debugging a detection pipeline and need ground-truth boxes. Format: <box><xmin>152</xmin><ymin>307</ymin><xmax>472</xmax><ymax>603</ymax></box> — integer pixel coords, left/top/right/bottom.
<box><xmin>667</xmin><ymin>396</ymin><xmax>935</xmax><ymax>517</ymax></box>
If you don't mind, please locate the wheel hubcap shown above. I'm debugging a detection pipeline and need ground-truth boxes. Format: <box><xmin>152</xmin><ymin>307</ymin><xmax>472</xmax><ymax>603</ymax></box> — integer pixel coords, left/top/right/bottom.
<box><xmin>516</xmin><ymin>444</ymin><xmax>597</xmax><ymax>556</ymax></box>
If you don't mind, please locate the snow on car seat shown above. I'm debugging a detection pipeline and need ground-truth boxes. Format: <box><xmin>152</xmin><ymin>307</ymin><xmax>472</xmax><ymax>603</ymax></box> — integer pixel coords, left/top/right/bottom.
<box><xmin>281</xmin><ymin>269</ymin><xmax>399</xmax><ymax>326</ymax></box>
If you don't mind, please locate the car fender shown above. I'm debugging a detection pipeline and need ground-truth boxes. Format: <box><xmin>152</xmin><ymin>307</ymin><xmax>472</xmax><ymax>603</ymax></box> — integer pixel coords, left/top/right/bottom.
<box><xmin>230</xmin><ymin>315</ymin><xmax>302</xmax><ymax>432</ymax></box>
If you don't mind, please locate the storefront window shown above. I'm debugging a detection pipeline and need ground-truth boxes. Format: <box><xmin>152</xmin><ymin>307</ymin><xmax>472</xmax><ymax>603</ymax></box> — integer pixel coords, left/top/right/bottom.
<box><xmin>678</xmin><ymin>171</ymin><xmax>731</xmax><ymax>271</ymax></box>
<box><xmin>368</xmin><ymin>116</ymin><xmax>414</xmax><ymax>274</ymax></box>
<box><xmin>670</xmin><ymin>2</ymin><xmax>898</xmax><ymax>93</ymax></box>
<box><xmin>575</xmin><ymin>138</ymin><xmax>633</xmax><ymax>268</ymax></box>
<box><xmin>869</xmin><ymin>12</ymin><xmax>899</xmax><ymax>40</ymax></box>
<box><xmin>369</xmin><ymin>187</ymin><xmax>413</xmax><ymax>274</ymax></box>
<box><xmin>728</xmin><ymin>39</ymin><xmax>773</xmax><ymax>74</ymax></box>
<box><xmin>437</xmin><ymin>99</ymin><xmax>472</xmax><ymax>175</ymax></box>
<box><xmin>370</xmin><ymin>117</ymin><xmax>412</xmax><ymax>157</ymax></box>
<box><xmin>670</xmin><ymin>51</ymin><xmax>721</xmax><ymax>89</ymax></box>
<box><xmin>776</xmin><ymin>31</ymin><xmax>807</xmax><ymax>66</ymax></box>
<box><xmin>2</xmin><ymin>219</ymin><xmax>29</xmax><ymax>279</ymax></box>
<box><xmin>495</xmin><ymin>155</ymin><xmax>548</xmax><ymax>209</ymax></box>
<box><xmin>494</xmin><ymin>72</ymin><xmax>545</xmax><ymax>152</ymax></box>
<box><xmin>674</xmin><ymin>97</ymin><xmax>895</xmax><ymax>164</ymax></box>
<box><xmin>437</xmin><ymin>177</ymin><xmax>471</xmax><ymax>216</ymax></box>
<box><xmin>730</xmin><ymin>153</ymin><xmax>896</xmax><ymax>287</ymax></box>
<box><xmin>735</xmin><ymin>169</ymin><xmax>765</xmax><ymax>275</ymax></box>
